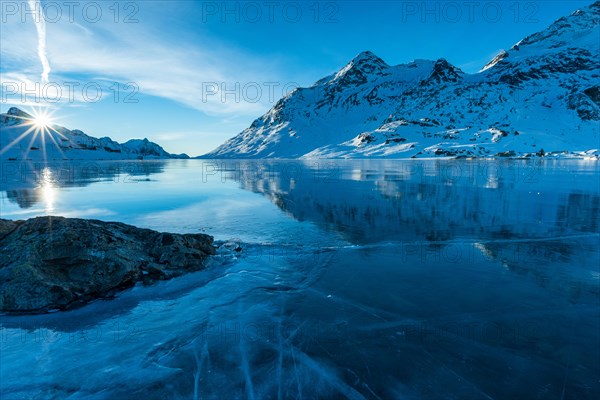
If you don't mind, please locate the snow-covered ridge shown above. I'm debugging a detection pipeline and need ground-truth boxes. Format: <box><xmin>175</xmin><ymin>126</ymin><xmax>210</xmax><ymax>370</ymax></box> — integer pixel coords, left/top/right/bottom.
<box><xmin>0</xmin><ymin>107</ymin><xmax>188</xmax><ymax>160</ymax></box>
<box><xmin>205</xmin><ymin>1</ymin><xmax>600</xmax><ymax>159</ymax></box>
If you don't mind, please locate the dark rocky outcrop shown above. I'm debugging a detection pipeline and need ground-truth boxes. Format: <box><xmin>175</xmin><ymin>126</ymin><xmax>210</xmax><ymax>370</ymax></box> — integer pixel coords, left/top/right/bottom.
<box><xmin>423</xmin><ymin>59</ymin><xmax>464</xmax><ymax>85</ymax></box>
<box><xmin>0</xmin><ymin>216</ymin><xmax>215</xmax><ymax>314</ymax></box>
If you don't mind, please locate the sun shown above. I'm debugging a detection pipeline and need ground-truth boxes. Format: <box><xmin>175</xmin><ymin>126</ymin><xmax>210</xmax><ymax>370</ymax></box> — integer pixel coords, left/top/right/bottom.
<box><xmin>0</xmin><ymin>106</ymin><xmax>67</xmax><ymax>161</ymax></box>
<box><xmin>33</xmin><ymin>113</ymin><xmax>53</xmax><ymax>128</ymax></box>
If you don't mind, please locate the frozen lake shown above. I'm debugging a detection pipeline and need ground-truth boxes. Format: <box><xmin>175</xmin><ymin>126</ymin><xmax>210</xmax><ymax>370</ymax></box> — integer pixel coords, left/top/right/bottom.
<box><xmin>1</xmin><ymin>159</ymin><xmax>599</xmax><ymax>399</ymax></box>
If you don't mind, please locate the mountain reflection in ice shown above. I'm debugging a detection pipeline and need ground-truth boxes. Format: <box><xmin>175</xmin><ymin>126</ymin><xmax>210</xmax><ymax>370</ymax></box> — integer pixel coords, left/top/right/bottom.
<box><xmin>1</xmin><ymin>159</ymin><xmax>599</xmax><ymax>399</ymax></box>
<box><xmin>232</xmin><ymin>159</ymin><xmax>599</xmax><ymax>241</ymax></box>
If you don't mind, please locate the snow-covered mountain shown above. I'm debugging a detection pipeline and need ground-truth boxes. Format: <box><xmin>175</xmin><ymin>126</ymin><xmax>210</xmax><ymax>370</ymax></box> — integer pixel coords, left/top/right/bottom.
<box><xmin>0</xmin><ymin>107</ymin><xmax>188</xmax><ymax>160</ymax></box>
<box><xmin>205</xmin><ymin>2</ymin><xmax>600</xmax><ymax>159</ymax></box>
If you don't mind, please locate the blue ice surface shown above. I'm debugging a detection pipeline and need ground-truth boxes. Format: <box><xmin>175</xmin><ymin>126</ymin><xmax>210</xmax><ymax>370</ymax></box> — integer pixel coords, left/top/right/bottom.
<box><xmin>1</xmin><ymin>159</ymin><xmax>599</xmax><ymax>399</ymax></box>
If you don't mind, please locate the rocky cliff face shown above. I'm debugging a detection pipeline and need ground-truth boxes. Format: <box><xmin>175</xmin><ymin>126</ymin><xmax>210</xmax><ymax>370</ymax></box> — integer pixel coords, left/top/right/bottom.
<box><xmin>205</xmin><ymin>2</ymin><xmax>600</xmax><ymax>159</ymax></box>
<box><xmin>0</xmin><ymin>217</ymin><xmax>215</xmax><ymax>313</ymax></box>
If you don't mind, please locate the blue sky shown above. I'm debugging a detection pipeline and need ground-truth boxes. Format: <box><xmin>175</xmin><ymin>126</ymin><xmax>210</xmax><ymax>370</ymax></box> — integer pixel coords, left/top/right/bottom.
<box><xmin>0</xmin><ymin>0</ymin><xmax>593</xmax><ymax>156</ymax></box>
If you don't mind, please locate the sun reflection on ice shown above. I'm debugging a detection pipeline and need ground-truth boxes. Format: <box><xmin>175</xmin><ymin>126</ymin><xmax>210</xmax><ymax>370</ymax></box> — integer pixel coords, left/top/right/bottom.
<box><xmin>39</xmin><ymin>168</ymin><xmax>57</xmax><ymax>212</ymax></box>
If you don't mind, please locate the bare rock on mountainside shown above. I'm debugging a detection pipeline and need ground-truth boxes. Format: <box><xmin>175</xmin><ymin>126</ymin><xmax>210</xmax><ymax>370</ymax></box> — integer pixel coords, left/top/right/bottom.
<box><xmin>0</xmin><ymin>217</ymin><xmax>215</xmax><ymax>313</ymax></box>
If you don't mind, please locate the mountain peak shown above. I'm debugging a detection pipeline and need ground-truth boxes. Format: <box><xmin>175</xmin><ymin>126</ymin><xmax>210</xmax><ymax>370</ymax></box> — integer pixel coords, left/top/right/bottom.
<box><xmin>206</xmin><ymin>2</ymin><xmax>599</xmax><ymax>159</ymax></box>
<box><xmin>511</xmin><ymin>0</ymin><xmax>599</xmax><ymax>51</ymax></box>
<box><xmin>330</xmin><ymin>51</ymin><xmax>389</xmax><ymax>86</ymax></box>
<box><xmin>351</xmin><ymin>50</ymin><xmax>383</xmax><ymax>62</ymax></box>
<box><xmin>1</xmin><ymin>107</ymin><xmax>34</xmax><ymax>127</ymax></box>
<box><xmin>481</xmin><ymin>50</ymin><xmax>509</xmax><ymax>72</ymax></box>
<box><xmin>6</xmin><ymin>107</ymin><xmax>32</xmax><ymax>119</ymax></box>
<box><xmin>1</xmin><ymin>108</ymin><xmax>189</xmax><ymax>159</ymax></box>
<box><xmin>423</xmin><ymin>58</ymin><xmax>463</xmax><ymax>84</ymax></box>
<box><xmin>577</xmin><ymin>1</ymin><xmax>600</xmax><ymax>14</ymax></box>
<box><xmin>347</xmin><ymin>51</ymin><xmax>388</xmax><ymax>71</ymax></box>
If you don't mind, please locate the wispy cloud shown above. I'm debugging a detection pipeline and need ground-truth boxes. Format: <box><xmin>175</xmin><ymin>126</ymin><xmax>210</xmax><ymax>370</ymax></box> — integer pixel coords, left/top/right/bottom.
<box><xmin>0</xmin><ymin>1</ymin><xmax>320</xmax><ymax>154</ymax></box>
<box><xmin>0</xmin><ymin>2</ymin><xmax>303</xmax><ymax>116</ymax></box>
<box><xmin>27</xmin><ymin>0</ymin><xmax>51</xmax><ymax>83</ymax></box>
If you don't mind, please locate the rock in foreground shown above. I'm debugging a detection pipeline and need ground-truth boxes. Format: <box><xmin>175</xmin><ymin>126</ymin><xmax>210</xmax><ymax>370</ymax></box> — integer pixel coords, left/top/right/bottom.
<box><xmin>0</xmin><ymin>216</ymin><xmax>215</xmax><ymax>313</ymax></box>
